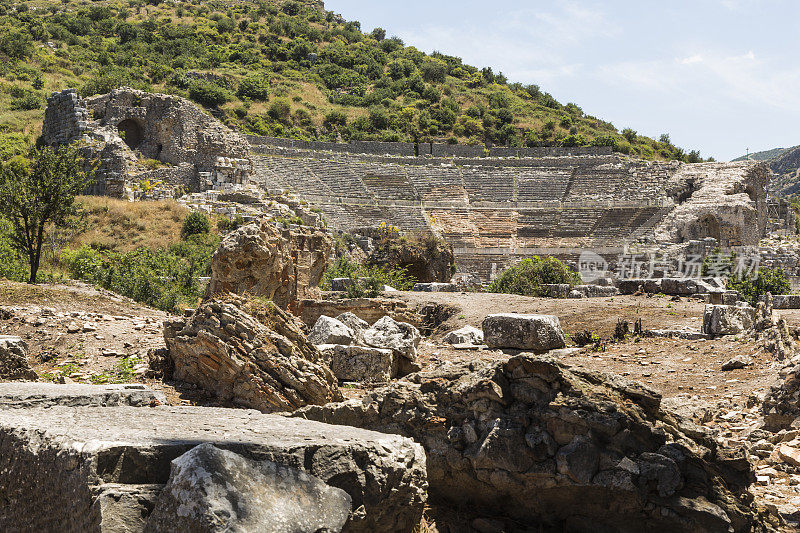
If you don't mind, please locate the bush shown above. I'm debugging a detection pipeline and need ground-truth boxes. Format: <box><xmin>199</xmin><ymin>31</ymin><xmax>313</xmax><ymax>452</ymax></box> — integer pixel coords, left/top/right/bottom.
<box><xmin>487</xmin><ymin>256</ymin><xmax>580</xmax><ymax>297</ymax></box>
<box><xmin>10</xmin><ymin>91</ymin><xmax>42</xmax><ymax>111</ymax></box>
<box><xmin>188</xmin><ymin>80</ymin><xmax>232</xmax><ymax>107</ymax></box>
<box><xmin>728</xmin><ymin>268</ymin><xmax>791</xmax><ymax>306</ymax></box>
<box><xmin>181</xmin><ymin>211</ymin><xmax>211</xmax><ymax>240</ymax></box>
<box><xmin>237</xmin><ymin>74</ymin><xmax>270</xmax><ymax>100</ymax></box>
<box><xmin>320</xmin><ymin>256</ymin><xmax>417</xmax><ymax>292</ymax></box>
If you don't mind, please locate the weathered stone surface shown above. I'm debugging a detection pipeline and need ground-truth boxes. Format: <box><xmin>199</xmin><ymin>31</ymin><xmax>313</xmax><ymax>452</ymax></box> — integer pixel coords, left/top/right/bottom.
<box><xmin>482</xmin><ymin>313</ymin><xmax>566</xmax><ymax>352</ymax></box>
<box><xmin>722</xmin><ymin>354</ymin><xmax>754</xmax><ymax>371</ymax></box>
<box><xmin>770</xmin><ymin>294</ymin><xmax>800</xmax><ymax>309</ymax></box>
<box><xmin>0</xmin><ymin>335</ymin><xmax>36</xmax><ymax>380</ymax></box>
<box><xmin>294</xmin><ymin>355</ymin><xmax>764</xmax><ymax>532</ymax></box>
<box><xmin>92</xmin><ymin>484</ymin><xmax>162</xmax><ymax>533</ymax></box>
<box><xmin>308</xmin><ymin>315</ymin><xmax>355</xmax><ymax>346</ymax></box>
<box><xmin>363</xmin><ymin>316</ymin><xmax>421</xmax><ymax>376</ymax></box>
<box><xmin>412</xmin><ymin>282</ymin><xmax>457</xmax><ymax>293</ymax></box>
<box><xmin>145</xmin><ymin>443</ymin><xmax>351</xmax><ymax>533</ymax></box>
<box><xmin>163</xmin><ymin>297</ymin><xmax>342</xmax><ymax>412</ymax></box>
<box><xmin>0</xmin><ymin>382</ymin><xmax>164</xmax><ymax>409</ymax></box>
<box><xmin>206</xmin><ymin>218</ymin><xmax>332</xmax><ymax>312</ymax></box>
<box><xmin>297</xmin><ymin>298</ymin><xmax>420</xmax><ymax>329</ymax></box>
<box><xmin>336</xmin><ymin>312</ymin><xmax>370</xmax><ymax>344</ymax></box>
<box><xmin>0</xmin><ymin>406</ymin><xmax>428</xmax><ymax>533</ymax></box>
<box><xmin>318</xmin><ymin>345</ymin><xmax>394</xmax><ymax>383</ymax></box>
<box><xmin>443</xmin><ymin>325</ymin><xmax>484</xmax><ymax>347</ymax></box>
<box><xmin>702</xmin><ymin>304</ymin><xmax>756</xmax><ymax>337</ymax></box>
<box><xmin>44</xmin><ymin>88</ymin><xmax>252</xmax><ymax>197</ymax></box>
<box><xmin>763</xmin><ymin>360</ymin><xmax>800</xmax><ymax>431</ymax></box>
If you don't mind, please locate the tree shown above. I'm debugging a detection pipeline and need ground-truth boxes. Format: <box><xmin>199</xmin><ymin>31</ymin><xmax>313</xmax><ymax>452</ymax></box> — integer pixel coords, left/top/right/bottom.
<box><xmin>0</xmin><ymin>146</ymin><xmax>90</xmax><ymax>284</ymax></box>
<box><xmin>181</xmin><ymin>211</ymin><xmax>211</xmax><ymax>240</ymax></box>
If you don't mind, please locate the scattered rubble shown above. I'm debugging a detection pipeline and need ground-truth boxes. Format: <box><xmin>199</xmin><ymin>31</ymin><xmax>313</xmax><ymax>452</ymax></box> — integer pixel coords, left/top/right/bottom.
<box><xmin>0</xmin><ymin>336</ymin><xmax>36</xmax><ymax>380</ymax></box>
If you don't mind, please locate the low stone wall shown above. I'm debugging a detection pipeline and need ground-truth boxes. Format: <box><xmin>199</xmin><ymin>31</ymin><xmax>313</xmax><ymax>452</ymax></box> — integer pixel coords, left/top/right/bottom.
<box><xmin>297</xmin><ymin>297</ymin><xmax>420</xmax><ymax>328</ymax></box>
<box><xmin>766</xmin><ymin>294</ymin><xmax>800</xmax><ymax>309</ymax></box>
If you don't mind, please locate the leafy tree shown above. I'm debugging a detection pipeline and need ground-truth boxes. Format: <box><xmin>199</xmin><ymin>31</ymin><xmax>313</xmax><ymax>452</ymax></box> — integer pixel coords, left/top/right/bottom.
<box><xmin>487</xmin><ymin>256</ymin><xmax>580</xmax><ymax>297</ymax></box>
<box><xmin>622</xmin><ymin>128</ymin><xmax>637</xmax><ymax>143</ymax></box>
<box><xmin>0</xmin><ymin>146</ymin><xmax>91</xmax><ymax>283</ymax></box>
<box><xmin>181</xmin><ymin>211</ymin><xmax>211</xmax><ymax>240</ymax></box>
<box><xmin>728</xmin><ymin>268</ymin><xmax>791</xmax><ymax>306</ymax></box>
<box><xmin>371</xmin><ymin>27</ymin><xmax>386</xmax><ymax>41</ymax></box>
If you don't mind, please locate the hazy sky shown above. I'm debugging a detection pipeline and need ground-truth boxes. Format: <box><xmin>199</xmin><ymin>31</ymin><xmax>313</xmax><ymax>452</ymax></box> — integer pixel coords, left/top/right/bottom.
<box><xmin>325</xmin><ymin>0</ymin><xmax>799</xmax><ymax>161</ymax></box>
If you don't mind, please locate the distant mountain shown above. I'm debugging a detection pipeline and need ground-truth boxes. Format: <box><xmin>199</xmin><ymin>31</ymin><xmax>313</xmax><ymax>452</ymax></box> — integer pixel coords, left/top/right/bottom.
<box><xmin>731</xmin><ymin>147</ymin><xmax>789</xmax><ymax>162</ymax></box>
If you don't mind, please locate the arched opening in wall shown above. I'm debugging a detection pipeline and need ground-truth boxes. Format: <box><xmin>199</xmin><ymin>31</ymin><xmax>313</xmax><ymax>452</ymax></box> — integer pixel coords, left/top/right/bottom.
<box><xmin>117</xmin><ymin>119</ymin><xmax>143</xmax><ymax>150</ymax></box>
<box><xmin>685</xmin><ymin>214</ymin><xmax>722</xmax><ymax>242</ymax></box>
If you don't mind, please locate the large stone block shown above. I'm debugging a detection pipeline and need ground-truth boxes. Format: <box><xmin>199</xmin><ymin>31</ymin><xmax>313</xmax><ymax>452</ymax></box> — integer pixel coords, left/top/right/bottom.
<box><xmin>0</xmin><ymin>406</ymin><xmax>428</xmax><ymax>533</ymax></box>
<box><xmin>144</xmin><ymin>443</ymin><xmax>351</xmax><ymax>533</ymax></box>
<box><xmin>206</xmin><ymin>219</ymin><xmax>332</xmax><ymax>312</ymax></box>
<box><xmin>482</xmin><ymin>313</ymin><xmax>565</xmax><ymax>352</ymax></box>
<box><xmin>0</xmin><ymin>382</ymin><xmax>165</xmax><ymax>409</ymax></box>
<box><xmin>702</xmin><ymin>304</ymin><xmax>756</xmax><ymax>337</ymax></box>
<box><xmin>363</xmin><ymin>316</ymin><xmax>421</xmax><ymax>375</ymax></box>
<box><xmin>318</xmin><ymin>344</ymin><xmax>395</xmax><ymax>383</ymax></box>
<box><xmin>0</xmin><ymin>336</ymin><xmax>36</xmax><ymax>380</ymax></box>
<box><xmin>308</xmin><ymin>315</ymin><xmax>356</xmax><ymax>346</ymax></box>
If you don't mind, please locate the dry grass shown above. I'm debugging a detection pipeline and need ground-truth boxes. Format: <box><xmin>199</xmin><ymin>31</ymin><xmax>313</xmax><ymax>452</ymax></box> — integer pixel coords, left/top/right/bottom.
<box><xmin>72</xmin><ymin>196</ymin><xmax>189</xmax><ymax>252</ymax></box>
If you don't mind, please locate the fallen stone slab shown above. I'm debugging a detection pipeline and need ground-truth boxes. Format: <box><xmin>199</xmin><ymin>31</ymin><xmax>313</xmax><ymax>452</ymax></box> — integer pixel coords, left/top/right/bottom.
<box><xmin>0</xmin><ymin>336</ymin><xmax>36</xmax><ymax>380</ymax></box>
<box><xmin>411</xmin><ymin>282</ymin><xmax>457</xmax><ymax>292</ymax></box>
<box><xmin>722</xmin><ymin>354</ymin><xmax>754</xmax><ymax>371</ymax></box>
<box><xmin>702</xmin><ymin>304</ymin><xmax>756</xmax><ymax>337</ymax></box>
<box><xmin>308</xmin><ymin>315</ymin><xmax>356</xmax><ymax>346</ymax></box>
<box><xmin>443</xmin><ymin>325</ymin><xmax>484</xmax><ymax>347</ymax></box>
<box><xmin>0</xmin><ymin>382</ymin><xmax>165</xmax><ymax>409</ymax></box>
<box><xmin>145</xmin><ymin>443</ymin><xmax>351</xmax><ymax>533</ymax></box>
<box><xmin>318</xmin><ymin>344</ymin><xmax>394</xmax><ymax>382</ymax></box>
<box><xmin>482</xmin><ymin>313</ymin><xmax>565</xmax><ymax>352</ymax></box>
<box><xmin>0</xmin><ymin>406</ymin><xmax>427</xmax><ymax>533</ymax></box>
<box><xmin>648</xmin><ymin>329</ymin><xmax>711</xmax><ymax>341</ymax></box>
<box><xmin>768</xmin><ymin>294</ymin><xmax>800</xmax><ymax>309</ymax></box>
<box><xmin>363</xmin><ymin>316</ymin><xmax>421</xmax><ymax>376</ymax></box>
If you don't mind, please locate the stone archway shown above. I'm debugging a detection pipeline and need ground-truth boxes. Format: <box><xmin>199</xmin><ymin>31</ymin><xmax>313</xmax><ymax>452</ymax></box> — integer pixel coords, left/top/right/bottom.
<box><xmin>117</xmin><ymin>119</ymin><xmax>143</xmax><ymax>150</ymax></box>
<box><xmin>686</xmin><ymin>214</ymin><xmax>722</xmax><ymax>242</ymax></box>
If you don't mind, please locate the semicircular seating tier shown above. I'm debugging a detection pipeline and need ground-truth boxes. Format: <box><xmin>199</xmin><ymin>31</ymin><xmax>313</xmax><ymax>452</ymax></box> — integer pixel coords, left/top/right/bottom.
<box><xmin>250</xmin><ymin>140</ymin><xmax>768</xmax><ymax>281</ymax></box>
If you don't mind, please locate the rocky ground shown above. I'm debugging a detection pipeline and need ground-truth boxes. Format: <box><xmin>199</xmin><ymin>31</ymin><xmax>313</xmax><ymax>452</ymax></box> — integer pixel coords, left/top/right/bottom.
<box><xmin>2</xmin><ymin>281</ymin><xmax>799</xmax><ymax>529</ymax></box>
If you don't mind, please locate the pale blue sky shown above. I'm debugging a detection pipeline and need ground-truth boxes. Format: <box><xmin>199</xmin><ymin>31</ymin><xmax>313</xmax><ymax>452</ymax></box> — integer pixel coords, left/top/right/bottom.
<box><xmin>325</xmin><ymin>0</ymin><xmax>799</xmax><ymax>161</ymax></box>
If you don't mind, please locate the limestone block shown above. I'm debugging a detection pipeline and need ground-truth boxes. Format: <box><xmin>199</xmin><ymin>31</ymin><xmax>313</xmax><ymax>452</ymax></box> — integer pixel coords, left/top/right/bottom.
<box><xmin>482</xmin><ymin>313</ymin><xmax>566</xmax><ymax>352</ymax></box>
<box><xmin>702</xmin><ymin>304</ymin><xmax>756</xmax><ymax>337</ymax></box>
<box><xmin>0</xmin><ymin>406</ymin><xmax>428</xmax><ymax>533</ymax></box>
<box><xmin>318</xmin><ymin>344</ymin><xmax>394</xmax><ymax>383</ymax></box>
<box><xmin>363</xmin><ymin>316</ymin><xmax>421</xmax><ymax>375</ymax></box>
<box><xmin>308</xmin><ymin>315</ymin><xmax>356</xmax><ymax>346</ymax></box>
<box><xmin>443</xmin><ymin>325</ymin><xmax>484</xmax><ymax>347</ymax></box>
<box><xmin>0</xmin><ymin>336</ymin><xmax>37</xmax><ymax>381</ymax></box>
<box><xmin>144</xmin><ymin>443</ymin><xmax>351</xmax><ymax>533</ymax></box>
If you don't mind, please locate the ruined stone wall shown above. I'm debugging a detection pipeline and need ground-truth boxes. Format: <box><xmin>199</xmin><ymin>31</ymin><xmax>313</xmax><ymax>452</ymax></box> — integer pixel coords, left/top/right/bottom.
<box><xmin>43</xmin><ymin>89</ymin><xmax>89</xmax><ymax>145</ymax></box>
<box><xmin>246</xmin><ymin>135</ymin><xmax>613</xmax><ymax>159</ymax></box>
<box><xmin>42</xmin><ymin>88</ymin><xmax>253</xmax><ymax>198</ymax></box>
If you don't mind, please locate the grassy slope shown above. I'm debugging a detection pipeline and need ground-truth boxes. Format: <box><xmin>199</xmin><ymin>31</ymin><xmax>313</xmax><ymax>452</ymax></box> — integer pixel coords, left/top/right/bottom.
<box><xmin>73</xmin><ymin>196</ymin><xmax>189</xmax><ymax>252</ymax></box>
<box><xmin>0</xmin><ymin>0</ymin><xmax>705</xmax><ymax>162</ymax></box>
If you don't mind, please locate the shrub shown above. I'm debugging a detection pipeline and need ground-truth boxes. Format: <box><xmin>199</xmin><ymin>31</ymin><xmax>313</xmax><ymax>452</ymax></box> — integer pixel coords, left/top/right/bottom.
<box><xmin>320</xmin><ymin>256</ymin><xmax>416</xmax><ymax>292</ymax></box>
<box><xmin>181</xmin><ymin>211</ymin><xmax>211</xmax><ymax>240</ymax></box>
<box><xmin>10</xmin><ymin>91</ymin><xmax>42</xmax><ymax>111</ymax></box>
<box><xmin>728</xmin><ymin>267</ymin><xmax>791</xmax><ymax>306</ymax></box>
<box><xmin>237</xmin><ymin>74</ymin><xmax>270</xmax><ymax>100</ymax></box>
<box><xmin>267</xmin><ymin>98</ymin><xmax>292</xmax><ymax>123</ymax></box>
<box><xmin>487</xmin><ymin>256</ymin><xmax>580</xmax><ymax>297</ymax></box>
<box><xmin>188</xmin><ymin>80</ymin><xmax>232</xmax><ymax>108</ymax></box>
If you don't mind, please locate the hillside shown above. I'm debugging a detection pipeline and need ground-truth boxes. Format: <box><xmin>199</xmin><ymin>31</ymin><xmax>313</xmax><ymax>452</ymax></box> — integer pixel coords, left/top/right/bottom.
<box><xmin>0</xmin><ymin>0</ymin><xmax>707</xmax><ymax>162</ymax></box>
<box><xmin>732</xmin><ymin>147</ymin><xmax>789</xmax><ymax>162</ymax></box>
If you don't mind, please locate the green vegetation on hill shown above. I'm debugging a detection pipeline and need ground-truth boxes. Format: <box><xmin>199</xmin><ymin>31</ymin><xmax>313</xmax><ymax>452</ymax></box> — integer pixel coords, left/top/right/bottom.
<box><xmin>731</xmin><ymin>147</ymin><xmax>788</xmax><ymax>163</ymax></box>
<box><xmin>0</xmin><ymin>0</ymin><xmax>707</xmax><ymax>162</ymax></box>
